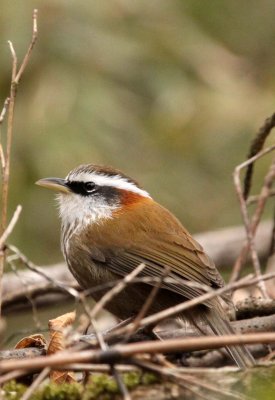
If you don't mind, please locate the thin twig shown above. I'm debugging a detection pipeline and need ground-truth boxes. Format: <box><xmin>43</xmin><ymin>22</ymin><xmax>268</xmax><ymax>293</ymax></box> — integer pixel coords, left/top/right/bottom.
<box><xmin>0</xmin><ymin>205</ymin><xmax>22</xmax><ymax>325</ymax></box>
<box><xmin>58</xmin><ymin>364</ymin><xmax>138</xmax><ymax>372</ymax></box>
<box><xmin>232</xmin><ymin>146</ymin><xmax>275</xmax><ymax>295</ymax></box>
<box><xmin>0</xmin><ymin>97</ymin><xmax>10</xmax><ymax>124</ymax></box>
<box><xmin>21</xmin><ymin>367</ymin><xmax>50</xmax><ymax>400</ymax></box>
<box><xmin>7</xmin><ymin>257</ymin><xmax>43</xmax><ymax>329</ymax></box>
<box><xmin>7</xmin><ymin>244</ymin><xmax>79</xmax><ymax>299</ymax></box>
<box><xmin>250</xmin><ymin>160</ymin><xmax>275</xmax><ymax>231</ymax></box>
<box><xmin>125</xmin><ymin>267</ymin><xmax>170</xmax><ymax>340</ymax></box>
<box><xmin>231</xmin><ymin>158</ymin><xmax>275</xmax><ymax>282</ymax></box>
<box><xmin>0</xmin><ymin>98</ymin><xmax>10</xmax><ymax>170</ymax></box>
<box><xmin>87</xmin><ymin>263</ymin><xmax>146</xmax><ymax>400</ymax></box>
<box><xmin>243</xmin><ymin>112</ymin><xmax>275</xmax><ymax>199</ymax></box>
<box><xmin>111</xmin><ymin>364</ymin><xmax>132</xmax><ymax>400</ymax></box>
<box><xmin>132</xmin><ymin>358</ymin><xmax>243</xmax><ymax>400</ymax></box>
<box><xmin>247</xmin><ymin>189</ymin><xmax>275</xmax><ymax>206</ymax></box>
<box><xmin>0</xmin><ymin>369</ymin><xmax>29</xmax><ymax>385</ymax></box>
<box><xmin>82</xmin><ymin>263</ymin><xmax>145</xmax><ymax>400</ymax></box>
<box><xmin>14</xmin><ymin>9</ymin><xmax>38</xmax><ymax>85</ymax></box>
<box><xmin>0</xmin><ymin>9</ymin><xmax>38</xmax><ymax>319</ymax></box>
<box><xmin>269</xmin><ymin>203</ymin><xmax>275</xmax><ymax>257</ymax></box>
<box><xmin>0</xmin><ymin>143</ymin><xmax>6</xmax><ymax>170</ymax></box>
<box><xmin>1</xmin><ymin>40</ymin><xmax>17</xmax><ymax>234</ymax></box>
<box><xmin>113</xmin><ymin>273</ymin><xmax>275</xmax><ymax>335</ymax></box>
<box><xmin>0</xmin><ymin>205</ymin><xmax>22</xmax><ymax>249</ymax></box>
<box><xmin>90</xmin><ymin>263</ymin><xmax>146</xmax><ymax>320</ymax></box>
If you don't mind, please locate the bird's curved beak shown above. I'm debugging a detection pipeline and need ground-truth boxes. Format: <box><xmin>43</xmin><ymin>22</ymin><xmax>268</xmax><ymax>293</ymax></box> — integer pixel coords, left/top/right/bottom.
<box><xmin>35</xmin><ymin>178</ymin><xmax>71</xmax><ymax>194</ymax></box>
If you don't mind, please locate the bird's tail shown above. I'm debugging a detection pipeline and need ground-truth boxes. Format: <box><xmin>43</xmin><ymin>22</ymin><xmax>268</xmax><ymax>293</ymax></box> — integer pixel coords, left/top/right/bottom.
<box><xmin>203</xmin><ymin>309</ymin><xmax>255</xmax><ymax>369</ymax></box>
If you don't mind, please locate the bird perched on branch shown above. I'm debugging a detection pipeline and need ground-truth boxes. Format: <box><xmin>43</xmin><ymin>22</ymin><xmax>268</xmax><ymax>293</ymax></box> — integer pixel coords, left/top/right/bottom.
<box><xmin>36</xmin><ymin>164</ymin><xmax>255</xmax><ymax>368</ymax></box>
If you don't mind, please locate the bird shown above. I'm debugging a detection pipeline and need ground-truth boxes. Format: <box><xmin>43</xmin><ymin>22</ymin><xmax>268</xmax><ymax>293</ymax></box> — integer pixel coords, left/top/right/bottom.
<box><xmin>36</xmin><ymin>163</ymin><xmax>255</xmax><ymax>368</ymax></box>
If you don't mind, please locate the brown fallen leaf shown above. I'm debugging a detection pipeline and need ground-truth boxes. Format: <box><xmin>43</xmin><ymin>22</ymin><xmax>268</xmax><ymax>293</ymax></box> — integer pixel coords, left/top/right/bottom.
<box><xmin>48</xmin><ymin>311</ymin><xmax>76</xmax><ymax>383</ymax></box>
<box><xmin>15</xmin><ymin>334</ymin><xmax>47</xmax><ymax>350</ymax></box>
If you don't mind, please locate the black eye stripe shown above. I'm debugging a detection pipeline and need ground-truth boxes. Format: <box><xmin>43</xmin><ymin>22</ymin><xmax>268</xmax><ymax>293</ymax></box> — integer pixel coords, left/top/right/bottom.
<box><xmin>66</xmin><ymin>181</ymin><xmax>97</xmax><ymax>196</ymax></box>
<box><xmin>66</xmin><ymin>180</ymin><xmax>120</xmax><ymax>203</ymax></box>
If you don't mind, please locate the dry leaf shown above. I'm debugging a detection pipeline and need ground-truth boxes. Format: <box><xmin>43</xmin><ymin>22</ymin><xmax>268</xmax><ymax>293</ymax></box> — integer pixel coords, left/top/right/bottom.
<box><xmin>48</xmin><ymin>311</ymin><xmax>76</xmax><ymax>383</ymax></box>
<box><xmin>50</xmin><ymin>370</ymin><xmax>76</xmax><ymax>385</ymax></box>
<box><xmin>15</xmin><ymin>334</ymin><xmax>47</xmax><ymax>350</ymax></box>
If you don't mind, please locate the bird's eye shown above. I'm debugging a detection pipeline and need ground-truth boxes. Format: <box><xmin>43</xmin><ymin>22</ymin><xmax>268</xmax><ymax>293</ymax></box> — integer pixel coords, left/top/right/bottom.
<box><xmin>84</xmin><ymin>182</ymin><xmax>96</xmax><ymax>193</ymax></box>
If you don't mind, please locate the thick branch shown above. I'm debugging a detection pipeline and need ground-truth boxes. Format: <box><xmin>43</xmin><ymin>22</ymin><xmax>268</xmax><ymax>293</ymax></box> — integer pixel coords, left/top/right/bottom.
<box><xmin>1</xmin><ymin>332</ymin><xmax>275</xmax><ymax>373</ymax></box>
<box><xmin>1</xmin><ymin>314</ymin><xmax>275</xmax><ymax>362</ymax></box>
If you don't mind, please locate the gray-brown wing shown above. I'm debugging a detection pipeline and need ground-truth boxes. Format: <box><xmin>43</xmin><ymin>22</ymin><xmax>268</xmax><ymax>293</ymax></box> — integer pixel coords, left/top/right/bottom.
<box><xmin>100</xmin><ymin>240</ymin><xmax>223</xmax><ymax>309</ymax></box>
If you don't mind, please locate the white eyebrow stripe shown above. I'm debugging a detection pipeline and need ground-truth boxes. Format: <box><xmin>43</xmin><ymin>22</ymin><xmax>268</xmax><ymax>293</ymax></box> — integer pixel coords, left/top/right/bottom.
<box><xmin>67</xmin><ymin>172</ymin><xmax>151</xmax><ymax>198</ymax></box>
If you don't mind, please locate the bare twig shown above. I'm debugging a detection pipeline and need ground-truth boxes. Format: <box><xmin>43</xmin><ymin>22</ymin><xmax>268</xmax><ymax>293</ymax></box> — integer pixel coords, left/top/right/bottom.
<box><xmin>132</xmin><ymin>358</ymin><xmax>243</xmax><ymax>400</ymax></box>
<box><xmin>21</xmin><ymin>367</ymin><xmax>50</xmax><ymax>400</ymax></box>
<box><xmin>1</xmin><ymin>39</ymin><xmax>17</xmax><ymax>234</ymax></box>
<box><xmin>89</xmin><ymin>263</ymin><xmax>146</xmax><ymax>321</ymax></box>
<box><xmin>59</xmin><ymin>363</ymin><xmax>138</xmax><ymax>372</ymax></box>
<box><xmin>0</xmin><ymin>9</ymin><xmax>38</xmax><ymax>318</ymax></box>
<box><xmin>0</xmin><ymin>98</ymin><xmax>10</xmax><ymax>170</ymax></box>
<box><xmin>0</xmin><ymin>205</ymin><xmax>22</xmax><ymax>326</ymax></box>
<box><xmin>0</xmin><ymin>143</ymin><xmax>6</xmax><ymax>170</ymax></box>
<box><xmin>0</xmin><ymin>369</ymin><xmax>30</xmax><ymax>385</ymax></box>
<box><xmin>0</xmin><ymin>205</ymin><xmax>22</xmax><ymax>249</ymax></box>
<box><xmin>269</xmin><ymin>206</ymin><xmax>275</xmax><ymax>257</ymax></box>
<box><xmin>0</xmin><ymin>98</ymin><xmax>10</xmax><ymax>124</ymax></box>
<box><xmin>2</xmin><ymin>282</ymin><xmax>78</xmax><ymax>313</ymax></box>
<box><xmin>125</xmin><ymin>267</ymin><xmax>170</xmax><ymax>340</ymax></box>
<box><xmin>115</xmin><ymin>272</ymin><xmax>275</xmax><ymax>334</ymax></box>
<box><xmin>232</xmin><ymin>146</ymin><xmax>275</xmax><ymax>296</ymax></box>
<box><xmin>7</xmin><ymin>245</ymin><xmax>79</xmax><ymax>299</ymax></box>
<box><xmin>14</xmin><ymin>10</ymin><xmax>38</xmax><ymax>85</ymax></box>
<box><xmin>243</xmin><ymin>113</ymin><xmax>275</xmax><ymax>200</ymax></box>
<box><xmin>111</xmin><ymin>364</ymin><xmax>132</xmax><ymax>400</ymax></box>
<box><xmin>86</xmin><ymin>265</ymin><xmax>146</xmax><ymax>400</ymax></box>
<box><xmin>247</xmin><ymin>189</ymin><xmax>275</xmax><ymax>206</ymax></box>
<box><xmin>250</xmin><ymin>160</ymin><xmax>275</xmax><ymax>232</ymax></box>
<box><xmin>231</xmin><ymin>160</ymin><xmax>275</xmax><ymax>283</ymax></box>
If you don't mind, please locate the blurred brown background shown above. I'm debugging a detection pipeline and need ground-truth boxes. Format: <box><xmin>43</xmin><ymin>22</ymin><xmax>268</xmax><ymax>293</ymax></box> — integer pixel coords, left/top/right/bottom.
<box><xmin>0</xmin><ymin>1</ymin><xmax>275</xmax><ymax>264</ymax></box>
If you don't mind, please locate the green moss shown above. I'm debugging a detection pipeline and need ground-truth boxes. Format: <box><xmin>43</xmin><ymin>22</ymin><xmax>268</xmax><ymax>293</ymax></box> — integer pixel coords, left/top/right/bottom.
<box><xmin>33</xmin><ymin>383</ymin><xmax>82</xmax><ymax>400</ymax></box>
<box><xmin>141</xmin><ymin>372</ymin><xmax>159</xmax><ymax>385</ymax></box>
<box><xmin>83</xmin><ymin>371</ymin><xmax>158</xmax><ymax>399</ymax></box>
<box><xmin>83</xmin><ymin>374</ymin><xmax>119</xmax><ymax>400</ymax></box>
<box><xmin>2</xmin><ymin>380</ymin><xmax>27</xmax><ymax>399</ymax></box>
<box><xmin>122</xmin><ymin>371</ymin><xmax>141</xmax><ymax>389</ymax></box>
<box><xmin>1</xmin><ymin>372</ymin><xmax>159</xmax><ymax>399</ymax></box>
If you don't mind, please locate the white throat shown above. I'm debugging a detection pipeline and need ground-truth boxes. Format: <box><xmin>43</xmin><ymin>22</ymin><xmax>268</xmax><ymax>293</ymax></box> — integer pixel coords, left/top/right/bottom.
<box><xmin>58</xmin><ymin>193</ymin><xmax>118</xmax><ymax>229</ymax></box>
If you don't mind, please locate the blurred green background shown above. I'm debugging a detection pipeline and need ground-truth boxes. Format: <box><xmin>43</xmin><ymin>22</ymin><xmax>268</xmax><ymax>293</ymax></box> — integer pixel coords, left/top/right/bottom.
<box><xmin>0</xmin><ymin>0</ymin><xmax>275</xmax><ymax>264</ymax></box>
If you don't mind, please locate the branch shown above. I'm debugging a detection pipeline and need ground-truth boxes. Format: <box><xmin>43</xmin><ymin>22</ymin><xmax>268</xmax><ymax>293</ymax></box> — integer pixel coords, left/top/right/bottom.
<box><xmin>195</xmin><ymin>220</ymin><xmax>272</xmax><ymax>269</ymax></box>
<box><xmin>14</xmin><ymin>9</ymin><xmax>38</xmax><ymax>84</ymax></box>
<box><xmin>0</xmin><ymin>9</ymin><xmax>38</xmax><ymax>318</ymax></box>
<box><xmin>243</xmin><ymin>112</ymin><xmax>275</xmax><ymax>199</ymax></box>
<box><xmin>0</xmin><ymin>205</ymin><xmax>22</xmax><ymax>249</ymax></box>
<box><xmin>232</xmin><ymin>146</ymin><xmax>275</xmax><ymax>296</ymax></box>
<box><xmin>1</xmin><ymin>332</ymin><xmax>275</xmax><ymax>373</ymax></box>
<box><xmin>235</xmin><ymin>298</ymin><xmax>275</xmax><ymax>319</ymax></box>
<box><xmin>115</xmin><ymin>272</ymin><xmax>275</xmax><ymax>334</ymax></box>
